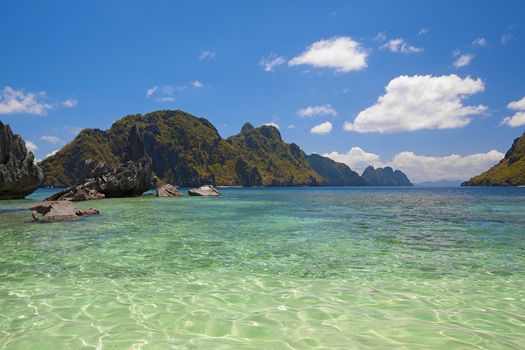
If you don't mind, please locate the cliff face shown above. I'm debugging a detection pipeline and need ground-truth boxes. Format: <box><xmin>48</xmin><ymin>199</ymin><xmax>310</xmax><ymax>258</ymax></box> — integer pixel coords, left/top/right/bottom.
<box><xmin>307</xmin><ymin>154</ymin><xmax>364</xmax><ymax>186</ymax></box>
<box><xmin>361</xmin><ymin>166</ymin><xmax>413</xmax><ymax>186</ymax></box>
<box><xmin>0</xmin><ymin>121</ymin><xmax>44</xmax><ymax>199</ymax></box>
<box><xmin>463</xmin><ymin>132</ymin><xmax>525</xmax><ymax>186</ymax></box>
<box><xmin>40</xmin><ymin>110</ymin><xmax>323</xmax><ymax>187</ymax></box>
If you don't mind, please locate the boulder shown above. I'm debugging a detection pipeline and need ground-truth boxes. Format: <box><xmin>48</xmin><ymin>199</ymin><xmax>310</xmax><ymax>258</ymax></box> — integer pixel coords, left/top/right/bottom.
<box><xmin>157</xmin><ymin>184</ymin><xmax>182</xmax><ymax>197</ymax></box>
<box><xmin>31</xmin><ymin>201</ymin><xmax>99</xmax><ymax>222</ymax></box>
<box><xmin>0</xmin><ymin>122</ymin><xmax>44</xmax><ymax>199</ymax></box>
<box><xmin>188</xmin><ymin>185</ymin><xmax>220</xmax><ymax>196</ymax></box>
<box><xmin>152</xmin><ymin>176</ymin><xmax>182</xmax><ymax>197</ymax></box>
<box><xmin>44</xmin><ymin>125</ymin><xmax>152</xmax><ymax>201</ymax></box>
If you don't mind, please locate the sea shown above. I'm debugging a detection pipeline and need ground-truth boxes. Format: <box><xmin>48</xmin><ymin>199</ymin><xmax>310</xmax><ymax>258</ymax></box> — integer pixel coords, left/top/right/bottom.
<box><xmin>0</xmin><ymin>187</ymin><xmax>524</xmax><ymax>349</ymax></box>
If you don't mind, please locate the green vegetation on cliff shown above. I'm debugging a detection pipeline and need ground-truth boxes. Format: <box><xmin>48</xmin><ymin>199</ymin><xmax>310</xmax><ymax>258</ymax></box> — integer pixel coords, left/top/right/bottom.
<box><xmin>462</xmin><ymin>132</ymin><xmax>525</xmax><ymax>186</ymax></box>
<box><xmin>307</xmin><ymin>154</ymin><xmax>364</xmax><ymax>186</ymax></box>
<box><xmin>40</xmin><ymin>110</ymin><xmax>322</xmax><ymax>187</ymax></box>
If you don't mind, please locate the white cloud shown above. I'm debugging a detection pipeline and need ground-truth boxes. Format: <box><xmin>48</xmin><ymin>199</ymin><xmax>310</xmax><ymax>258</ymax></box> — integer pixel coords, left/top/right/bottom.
<box><xmin>61</xmin><ymin>98</ymin><xmax>78</xmax><ymax>108</ymax></box>
<box><xmin>381</xmin><ymin>38</ymin><xmax>423</xmax><ymax>54</ymax></box>
<box><xmin>310</xmin><ymin>121</ymin><xmax>333</xmax><ymax>135</ymax></box>
<box><xmin>288</xmin><ymin>37</ymin><xmax>368</xmax><ymax>72</ymax></box>
<box><xmin>0</xmin><ymin>86</ymin><xmax>53</xmax><ymax>116</ymax></box>
<box><xmin>192</xmin><ymin>80</ymin><xmax>203</xmax><ymax>88</ymax></box>
<box><xmin>323</xmin><ymin>147</ymin><xmax>382</xmax><ymax>174</ymax></box>
<box><xmin>25</xmin><ymin>140</ymin><xmax>38</xmax><ymax>153</ymax></box>
<box><xmin>259</xmin><ymin>55</ymin><xmax>285</xmax><ymax>72</ymax></box>
<box><xmin>287</xmin><ymin>124</ymin><xmax>296</xmax><ymax>129</ymax></box>
<box><xmin>501</xmin><ymin>112</ymin><xmax>525</xmax><ymax>127</ymax></box>
<box><xmin>40</xmin><ymin>135</ymin><xmax>62</xmax><ymax>144</ymax></box>
<box><xmin>324</xmin><ymin>147</ymin><xmax>504</xmax><ymax>182</ymax></box>
<box><xmin>263</xmin><ymin>122</ymin><xmax>280</xmax><ymax>129</ymax></box>
<box><xmin>45</xmin><ymin>150</ymin><xmax>59</xmax><ymax>159</ymax></box>
<box><xmin>343</xmin><ymin>74</ymin><xmax>487</xmax><ymax>133</ymax></box>
<box><xmin>507</xmin><ymin>96</ymin><xmax>525</xmax><ymax>110</ymax></box>
<box><xmin>453</xmin><ymin>52</ymin><xmax>474</xmax><ymax>68</ymax></box>
<box><xmin>199</xmin><ymin>50</ymin><xmax>216</xmax><ymax>61</ymax></box>
<box><xmin>297</xmin><ymin>104</ymin><xmax>337</xmax><ymax>118</ymax></box>
<box><xmin>387</xmin><ymin>150</ymin><xmax>504</xmax><ymax>183</ymax></box>
<box><xmin>418</xmin><ymin>28</ymin><xmax>429</xmax><ymax>36</ymax></box>
<box><xmin>472</xmin><ymin>37</ymin><xmax>488</xmax><ymax>48</ymax></box>
<box><xmin>501</xmin><ymin>96</ymin><xmax>525</xmax><ymax>127</ymax></box>
<box><xmin>146</xmin><ymin>85</ymin><xmax>178</xmax><ymax>102</ymax></box>
<box><xmin>146</xmin><ymin>86</ymin><xmax>158</xmax><ymax>98</ymax></box>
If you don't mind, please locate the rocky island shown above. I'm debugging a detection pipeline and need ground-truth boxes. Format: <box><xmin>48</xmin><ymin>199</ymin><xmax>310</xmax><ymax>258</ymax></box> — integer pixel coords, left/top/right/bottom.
<box><xmin>463</xmin><ymin>131</ymin><xmax>525</xmax><ymax>186</ymax></box>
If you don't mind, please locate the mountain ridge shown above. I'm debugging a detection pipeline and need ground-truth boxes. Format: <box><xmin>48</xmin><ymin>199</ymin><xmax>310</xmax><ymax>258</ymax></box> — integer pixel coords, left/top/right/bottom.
<box><xmin>39</xmin><ymin>110</ymin><xmax>412</xmax><ymax>188</ymax></box>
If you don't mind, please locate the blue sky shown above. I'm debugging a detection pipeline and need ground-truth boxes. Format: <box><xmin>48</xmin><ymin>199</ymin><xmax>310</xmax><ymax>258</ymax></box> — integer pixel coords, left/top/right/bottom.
<box><xmin>1</xmin><ymin>0</ymin><xmax>524</xmax><ymax>182</ymax></box>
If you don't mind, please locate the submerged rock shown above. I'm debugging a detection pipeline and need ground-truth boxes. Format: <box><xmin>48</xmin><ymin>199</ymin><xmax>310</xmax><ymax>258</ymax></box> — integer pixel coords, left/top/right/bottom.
<box><xmin>45</xmin><ymin>125</ymin><xmax>152</xmax><ymax>201</ymax></box>
<box><xmin>31</xmin><ymin>201</ymin><xmax>99</xmax><ymax>222</ymax></box>
<box><xmin>0</xmin><ymin>122</ymin><xmax>44</xmax><ymax>199</ymax></box>
<box><xmin>188</xmin><ymin>185</ymin><xmax>221</xmax><ymax>196</ymax></box>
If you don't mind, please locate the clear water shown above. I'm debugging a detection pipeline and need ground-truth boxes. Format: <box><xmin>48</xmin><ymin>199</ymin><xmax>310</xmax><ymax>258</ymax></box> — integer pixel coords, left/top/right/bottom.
<box><xmin>0</xmin><ymin>187</ymin><xmax>524</xmax><ymax>349</ymax></box>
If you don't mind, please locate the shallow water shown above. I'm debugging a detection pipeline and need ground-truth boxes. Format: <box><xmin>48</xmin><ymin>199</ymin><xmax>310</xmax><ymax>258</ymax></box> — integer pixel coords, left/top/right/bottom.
<box><xmin>0</xmin><ymin>187</ymin><xmax>524</xmax><ymax>349</ymax></box>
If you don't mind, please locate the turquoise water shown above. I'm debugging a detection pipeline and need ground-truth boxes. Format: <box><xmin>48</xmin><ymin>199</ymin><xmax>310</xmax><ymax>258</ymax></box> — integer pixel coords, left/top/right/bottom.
<box><xmin>0</xmin><ymin>187</ymin><xmax>524</xmax><ymax>349</ymax></box>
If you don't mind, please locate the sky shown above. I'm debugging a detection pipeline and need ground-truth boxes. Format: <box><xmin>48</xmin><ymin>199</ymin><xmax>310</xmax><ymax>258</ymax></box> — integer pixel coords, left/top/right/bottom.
<box><xmin>1</xmin><ymin>0</ymin><xmax>524</xmax><ymax>183</ymax></box>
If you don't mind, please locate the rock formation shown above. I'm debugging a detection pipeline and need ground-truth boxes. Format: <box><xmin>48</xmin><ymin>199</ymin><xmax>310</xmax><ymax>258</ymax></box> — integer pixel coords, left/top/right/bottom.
<box><xmin>463</xmin><ymin>132</ymin><xmax>525</xmax><ymax>186</ymax></box>
<box><xmin>153</xmin><ymin>176</ymin><xmax>182</xmax><ymax>197</ymax></box>
<box><xmin>307</xmin><ymin>154</ymin><xmax>364</xmax><ymax>186</ymax></box>
<box><xmin>0</xmin><ymin>122</ymin><xmax>44</xmax><ymax>199</ymax></box>
<box><xmin>361</xmin><ymin>166</ymin><xmax>413</xmax><ymax>186</ymax></box>
<box><xmin>31</xmin><ymin>201</ymin><xmax>99</xmax><ymax>222</ymax></box>
<box><xmin>188</xmin><ymin>185</ymin><xmax>221</xmax><ymax>196</ymax></box>
<box><xmin>45</xmin><ymin>125</ymin><xmax>152</xmax><ymax>201</ymax></box>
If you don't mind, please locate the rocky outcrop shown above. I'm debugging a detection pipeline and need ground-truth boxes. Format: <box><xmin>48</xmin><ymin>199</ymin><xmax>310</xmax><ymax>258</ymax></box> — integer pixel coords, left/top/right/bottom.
<box><xmin>188</xmin><ymin>185</ymin><xmax>221</xmax><ymax>196</ymax></box>
<box><xmin>362</xmin><ymin>166</ymin><xmax>413</xmax><ymax>186</ymax></box>
<box><xmin>463</xmin><ymin>132</ymin><xmax>525</xmax><ymax>186</ymax></box>
<box><xmin>307</xmin><ymin>154</ymin><xmax>365</xmax><ymax>186</ymax></box>
<box><xmin>45</xmin><ymin>125</ymin><xmax>152</xmax><ymax>201</ymax></box>
<box><xmin>0</xmin><ymin>122</ymin><xmax>44</xmax><ymax>199</ymax></box>
<box><xmin>156</xmin><ymin>183</ymin><xmax>182</xmax><ymax>197</ymax></box>
<box><xmin>31</xmin><ymin>201</ymin><xmax>99</xmax><ymax>222</ymax></box>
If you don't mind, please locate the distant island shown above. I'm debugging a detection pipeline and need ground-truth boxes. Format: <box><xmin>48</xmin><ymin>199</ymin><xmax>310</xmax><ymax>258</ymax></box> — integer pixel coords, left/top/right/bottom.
<box><xmin>463</xmin><ymin>131</ymin><xmax>525</xmax><ymax>186</ymax></box>
<box><xmin>38</xmin><ymin>110</ymin><xmax>413</xmax><ymax>189</ymax></box>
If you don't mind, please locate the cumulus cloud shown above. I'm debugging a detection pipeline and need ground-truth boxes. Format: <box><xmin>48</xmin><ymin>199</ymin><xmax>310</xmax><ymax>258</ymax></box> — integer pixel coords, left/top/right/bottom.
<box><xmin>343</xmin><ymin>74</ymin><xmax>487</xmax><ymax>133</ymax></box>
<box><xmin>472</xmin><ymin>37</ymin><xmax>488</xmax><ymax>48</ymax></box>
<box><xmin>381</xmin><ymin>38</ymin><xmax>423</xmax><ymax>54</ymax></box>
<box><xmin>453</xmin><ymin>51</ymin><xmax>474</xmax><ymax>68</ymax></box>
<box><xmin>324</xmin><ymin>147</ymin><xmax>504</xmax><ymax>183</ymax></box>
<box><xmin>507</xmin><ymin>96</ymin><xmax>525</xmax><ymax>110</ymax></box>
<box><xmin>0</xmin><ymin>86</ymin><xmax>53</xmax><ymax>115</ymax></box>
<box><xmin>40</xmin><ymin>135</ymin><xmax>62</xmax><ymax>144</ymax></box>
<box><xmin>501</xmin><ymin>96</ymin><xmax>525</xmax><ymax>127</ymax></box>
<box><xmin>387</xmin><ymin>150</ymin><xmax>504</xmax><ymax>183</ymax></box>
<box><xmin>192</xmin><ymin>80</ymin><xmax>203</xmax><ymax>88</ymax></box>
<box><xmin>310</xmin><ymin>121</ymin><xmax>333</xmax><ymax>135</ymax></box>
<box><xmin>288</xmin><ymin>37</ymin><xmax>368</xmax><ymax>72</ymax></box>
<box><xmin>259</xmin><ymin>55</ymin><xmax>285</xmax><ymax>72</ymax></box>
<box><xmin>287</xmin><ymin>124</ymin><xmax>296</xmax><ymax>129</ymax></box>
<box><xmin>263</xmin><ymin>122</ymin><xmax>280</xmax><ymax>129</ymax></box>
<box><xmin>297</xmin><ymin>104</ymin><xmax>337</xmax><ymax>118</ymax></box>
<box><xmin>25</xmin><ymin>140</ymin><xmax>38</xmax><ymax>153</ymax></box>
<box><xmin>199</xmin><ymin>50</ymin><xmax>216</xmax><ymax>61</ymax></box>
<box><xmin>61</xmin><ymin>98</ymin><xmax>78</xmax><ymax>108</ymax></box>
<box><xmin>323</xmin><ymin>147</ymin><xmax>382</xmax><ymax>174</ymax></box>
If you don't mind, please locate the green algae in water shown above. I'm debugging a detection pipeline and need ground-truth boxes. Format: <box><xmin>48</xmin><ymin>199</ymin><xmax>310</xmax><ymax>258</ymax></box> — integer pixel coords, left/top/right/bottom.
<box><xmin>0</xmin><ymin>187</ymin><xmax>524</xmax><ymax>349</ymax></box>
